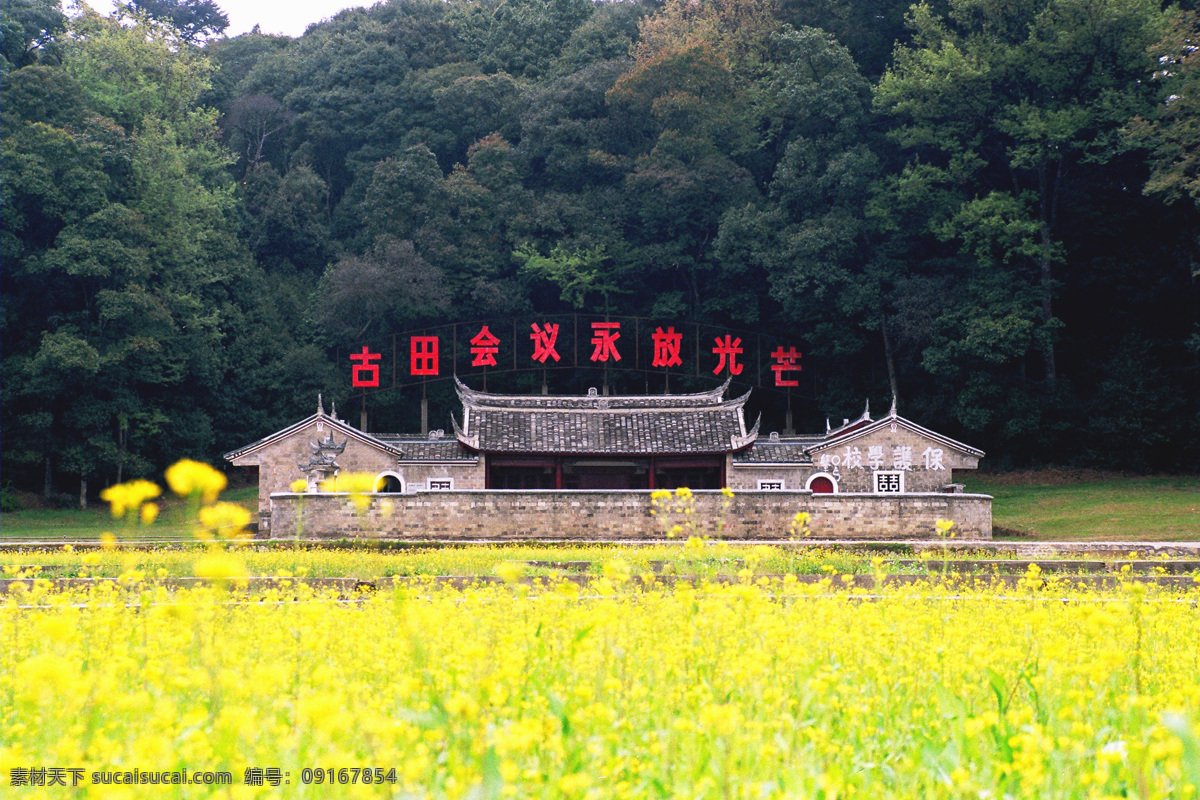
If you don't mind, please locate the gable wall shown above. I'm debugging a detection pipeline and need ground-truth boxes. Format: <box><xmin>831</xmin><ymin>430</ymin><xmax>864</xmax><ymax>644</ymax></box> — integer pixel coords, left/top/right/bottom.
<box><xmin>811</xmin><ymin>423</ymin><xmax>980</xmax><ymax>492</ymax></box>
<box><xmin>228</xmin><ymin>419</ymin><xmax>400</xmax><ymax>521</ymax></box>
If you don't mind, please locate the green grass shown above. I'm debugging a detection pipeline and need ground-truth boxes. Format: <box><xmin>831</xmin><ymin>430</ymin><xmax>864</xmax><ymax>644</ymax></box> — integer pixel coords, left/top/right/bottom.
<box><xmin>0</xmin><ymin>487</ymin><xmax>258</xmax><ymax>541</ymax></box>
<box><xmin>964</xmin><ymin>474</ymin><xmax>1200</xmax><ymax>541</ymax></box>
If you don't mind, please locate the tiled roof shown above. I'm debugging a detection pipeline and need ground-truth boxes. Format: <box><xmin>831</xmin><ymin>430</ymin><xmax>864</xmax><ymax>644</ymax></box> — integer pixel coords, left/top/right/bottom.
<box><xmin>224</xmin><ymin>411</ymin><xmax>403</xmax><ymax>461</ymax></box>
<box><xmin>454</xmin><ymin>376</ymin><xmax>733</xmax><ymax>409</ymax></box>
<box><xmin>373</xmin><ymin>435</ymin><xmax>479</xmax><ymax>462</ymax></box>
<box><xmin>732</xmin><ymin>438</ymin><xmax>819</xmax><ymax>464</ymax></box>
<box><xmin>454</xmin><ymin>378</ymin><xmax>758</xmax><ymax>455</ymax></box>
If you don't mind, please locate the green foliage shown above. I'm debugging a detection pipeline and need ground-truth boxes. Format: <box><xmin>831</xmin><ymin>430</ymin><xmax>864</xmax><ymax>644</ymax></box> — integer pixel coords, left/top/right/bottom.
<box><xmin>3</xmin><ymin>0</ymin><xmax>1199</xmax><ymax>495</ymax></box>
<box><xmin>514</xmin><ymin>242</ymin><xmax>616</xmax><ymax>309</ymax></box>
<box><xmin>0</xmin><ymin>0</ymin><xmax>66</xmax><ymax>73</ymax></box>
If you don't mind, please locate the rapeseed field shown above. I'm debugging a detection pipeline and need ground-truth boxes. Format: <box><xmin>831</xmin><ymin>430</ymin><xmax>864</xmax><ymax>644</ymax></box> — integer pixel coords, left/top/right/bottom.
<box><xmin>3</xmin><ymin>574</ymin><xmax>1199</xmax><ymax>798</ymax></box>
<box><xmin>3</xmin><ymin>466</ymin><xmax>1198</xmax><ymax>798</ymax></box>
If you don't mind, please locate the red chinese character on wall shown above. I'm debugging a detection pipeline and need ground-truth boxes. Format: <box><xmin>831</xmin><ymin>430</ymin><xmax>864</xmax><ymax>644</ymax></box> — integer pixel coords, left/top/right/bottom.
<box><xmin>530</xmin><ymin>323</ymin><xmax>561</xmax><ymax>363</ymax></box>
<box><xmin>771</xmin><ymin>346</ymin><xmax>802</xmax><ymax>387</ymax></box>
<box><xmin>652</xmin><ymin>326</ymin><xmax>683</xmax><ymax>368</ymax></box>
<box><xmin>590</xmin><ymin>321</ymin><xmax>621</xmax><ymax>362</ymax></box>
<box><xmin>410</xmin><ymin>336</ymin><xmax>439</xmax><ymax>376</ymax></box>
<box><xmin>350</xmin><ymin>346</ymin><xmax>382</xmax><ymax>387</ymax></box>
<box><xmin>712</xmin><ymin>335</ymin><xmax>744</xmax><ymax>376</ymax></box>
<box><xmin>469</xmin><ymin>325</ymin><xmax>501</xmax><ymax>367</ymax></box>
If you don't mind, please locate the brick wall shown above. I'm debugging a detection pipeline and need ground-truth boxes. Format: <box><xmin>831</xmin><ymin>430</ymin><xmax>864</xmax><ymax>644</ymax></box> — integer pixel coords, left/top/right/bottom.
<box><xmin>268</xmin><ymin>490</ymin><xmax>992</xmax><ymax>541</ymax></box>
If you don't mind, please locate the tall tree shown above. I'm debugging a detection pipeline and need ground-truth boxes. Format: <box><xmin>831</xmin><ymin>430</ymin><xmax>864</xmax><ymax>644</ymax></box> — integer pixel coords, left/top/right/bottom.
<box><xmin>875</xmin><ymin>0</ymin><xmax>1171</xmax><ymax>384</ymax></box>
<box><xmin>128</xmin><ymin>0</ymin><xmax>229</xmax><ymax>43</ymax></box>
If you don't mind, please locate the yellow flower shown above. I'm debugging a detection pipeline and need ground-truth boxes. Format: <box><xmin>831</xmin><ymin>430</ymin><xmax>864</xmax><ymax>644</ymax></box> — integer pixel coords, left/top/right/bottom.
<box><xmin>650</xmin><ymin>490</ymin><xmax>671</xmax><ymax>502</ymax></box>
<box><xmin>165</xmin><ymin>459</ymin><xmax>226</xmax><ymax>503</ymax></box>
<box><xmin>289</xmin><ymin>478</ymin><xmax>308</xmax><ymax>493</ymax></box>
<box><xmin>674</xmin><ymin>486</ymin><xmax>693</xmax><ymax>499</ymax></box>
<box><xmin>935</xmin><ymin>518</ymin><xmax>956</xmax><ymax>537</ymax></box>
<box><xmin>197</xmin><ymin>502</ymin><xmax>253</xmax><ymax>541</ymax></box>
<box><xmin>495</xmin><ymin>561</ymin><xmax>525</xmax><ymax>584</ymax></box>
<box><xmin>194</xmin><ymin>551</ymin><xmax>246</xmax><ymax>584</ymax></box>
<box><xmin>100</xmin><ymin>479</ymin><xmax>162</xmax><ymax>518</ymax></box>
<box><xmin>686</xmin><ymin>536</ymin><xmax>705</xmax><ymax>552</ymax></box>
<box><xmin>100</xmin><ymin>532</ymin><xmax>118</xmax><ymax>550</ymax></box>
<box><xmin>139</xmin><ymin>503</ymin><xmax>159</xmax><ymax>525</ymax></box>
<box><xmin>321</xmin><ymin>472</ymin><xmax>379</xmax><ymax>512</ymax></box>
<box><xmin>602</xmin><ymin>558</ymin><xmax>631</xmax><ymax>583</ymax></box>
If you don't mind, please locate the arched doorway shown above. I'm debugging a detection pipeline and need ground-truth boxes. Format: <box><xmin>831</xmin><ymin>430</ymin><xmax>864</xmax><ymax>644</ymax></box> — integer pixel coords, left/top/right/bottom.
<box><xmin>807</xmin><ymin>474</ymin><xmax>837</xmax><ymax>493</ymax></box>
<box><xmin>375</xmin><ymin>473</ymin><xmax>404</xmax><ymax>493</ymax></box>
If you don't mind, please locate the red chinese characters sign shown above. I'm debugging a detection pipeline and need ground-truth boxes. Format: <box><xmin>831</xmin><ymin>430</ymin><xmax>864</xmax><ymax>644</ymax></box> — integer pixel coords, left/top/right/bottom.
<box><xmin>652</xmin><ymin>327</ymin><xmax>682</xmax><ymax>368</ymax></box>
<box><xmin>410</xmin><ymin>336</ymin><xmax>438</xmax><ymax>376</ymax></box>
<box><xmin>469</xmin><ymin>326</ymin><xmax>500</xmax><ymax>367</ymax></box>
<box><xmin>530</xmin><ymin>323</ymin><xmax>560</xmax><ymax>363</ymax></box>
<box><xmin>350</xmin><ymin>322</ymin><xmax>803</xmax><ymax>387</ymax></box>
<box><xmin>589</xmin><ymin>322</ymin><xmax>621</xmax><ymax>362</ymax></box>
<box><xmin>770</xmin><ymin>346</ymin><xmax>802</xmax><ymax>387</ymax></box>
<box><xmin>350</xmin><ymin>346</ymin><xmax>381</xmax><ymax>387</ymax></box>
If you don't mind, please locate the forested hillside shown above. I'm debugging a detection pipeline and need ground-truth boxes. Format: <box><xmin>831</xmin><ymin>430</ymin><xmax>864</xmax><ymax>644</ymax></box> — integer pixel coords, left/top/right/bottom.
<box><xmin>3</xmin><ymin>0</ymin><xmax>1198</xmax><ymax>503</ymax></box>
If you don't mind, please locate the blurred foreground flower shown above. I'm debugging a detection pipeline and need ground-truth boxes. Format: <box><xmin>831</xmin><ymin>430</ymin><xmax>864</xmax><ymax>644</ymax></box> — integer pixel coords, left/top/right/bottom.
<box><xmin>320</xmin><ymin>472</ymin><xmax>379</xmax><ymax>512</ymax></box>
<box><xmin>197</xmin><ymin>502</ymin><xmax>253</xmax><ymax>542</ymax></box>
<box><xmin>100</xmin><ymin>479</ymin><xmax>161</xmax><ymax>519</ymax></box>
<box><xmin>194</xmin><ymin>551</ymin><xmax>247</xmax><ymax>586</ymax></box>
<box><xmin>165</xmin><ymin>459</ymin><xmax>226</xmax><ymax>503</ymax></box>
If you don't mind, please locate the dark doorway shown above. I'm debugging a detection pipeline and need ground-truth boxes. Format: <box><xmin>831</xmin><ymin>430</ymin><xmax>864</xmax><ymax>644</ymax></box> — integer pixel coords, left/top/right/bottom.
<box><xmin>378</xmin><ymin>475</ymin><xmax>404</xmax><ymax>493</ymax></box>
<box><xmin>810</xmin><ymin>476</ymin><xmax>835</xmax><ymax>493</ymax></box>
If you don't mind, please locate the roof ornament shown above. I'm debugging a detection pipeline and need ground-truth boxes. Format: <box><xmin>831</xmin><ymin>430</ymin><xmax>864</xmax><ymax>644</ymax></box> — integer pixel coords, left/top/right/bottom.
<box><xmin>825</xmin><ymin>418</ymin><xmax>831</xmax><ymax>434</ymax></box>
<box><xmin>731</xmin><ymin>413</ymin><xmax>761</xmax><ymax>450</ymax></box>
<box><xmin>317</xmin><ymin>393</ymin><xmax>325</xmax><ymax>416</ymax></box>
<box><xmin>451</xmin><ymin>413</ymin><xmax>479</xmax><ymax>450</ymax></box>
<box><xmin>330</xmin><ymin>400</ymin><xmax>337</xmax><ymax>422</ymax></box>
<box><xmin>888</xmin><ymin>393</ymin><xmax>898</xmax><ymax>418</ymax></box>
<box><xmin>297</xmin><ymin>431</ymin><xmax>346</xmax><ymax>490</ymax></box>
<box><xmin>769</xmin><ymin>431</ymin><xmax>780</xmax><ymax>443</ymax></box>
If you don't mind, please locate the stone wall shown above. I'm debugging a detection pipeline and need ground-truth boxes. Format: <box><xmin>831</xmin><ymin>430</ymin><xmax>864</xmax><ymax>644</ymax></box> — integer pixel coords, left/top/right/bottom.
<box><xmin>268</xmin><ymin>490</ymin><xmax>992</xmax><ymax>541</ymax></box>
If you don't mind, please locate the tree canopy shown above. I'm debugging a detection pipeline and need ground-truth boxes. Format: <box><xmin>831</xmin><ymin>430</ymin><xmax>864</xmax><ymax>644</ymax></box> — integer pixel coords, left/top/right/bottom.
<box><xmin>2</xmin><ymin>0</ymin><xmax>1197</xmax><ymax>503</ymax></box>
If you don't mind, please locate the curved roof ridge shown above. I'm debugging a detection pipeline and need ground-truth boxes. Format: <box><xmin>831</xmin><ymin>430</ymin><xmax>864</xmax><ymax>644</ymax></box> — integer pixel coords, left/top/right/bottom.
<box><xmin>455</xmin><ymin>375</ymin><xmax>735</xmax><ymax>409</ymax></box>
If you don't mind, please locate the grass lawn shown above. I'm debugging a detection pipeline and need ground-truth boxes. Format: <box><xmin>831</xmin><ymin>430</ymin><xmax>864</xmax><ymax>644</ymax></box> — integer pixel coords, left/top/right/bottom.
<box><xmin>964</xmin><ymin>473</ymin><xmax>1200</xmax><ymax>541</ymax></box>
<box><xmin>0</xmin><ymin>486</ymin><xmax>258</xmax><ymax>541</ymax></box>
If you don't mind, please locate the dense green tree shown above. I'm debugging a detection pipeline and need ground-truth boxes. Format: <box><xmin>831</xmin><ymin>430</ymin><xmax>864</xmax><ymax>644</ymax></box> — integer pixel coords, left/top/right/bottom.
<box><xmin>876</xmin><ymin>0</ymin><xmax>1170</xmax><ymax>384</ymax></box>
<box><xmin>3</xmin><ymin>0</ymin><xmax>1198</xmax><ymax>485</ymax></box>
<box><xmin>129</xmin><ymin>0</ymin><xmax>229</xmax><ymax>43</ymax></box>
<box><xmin>0</xmin><ymin>0</ymin><xmax>65</xmax><ymax>73</ymax></box>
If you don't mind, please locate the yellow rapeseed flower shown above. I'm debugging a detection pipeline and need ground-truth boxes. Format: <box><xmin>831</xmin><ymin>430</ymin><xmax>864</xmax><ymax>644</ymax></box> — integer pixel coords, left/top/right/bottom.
<box><xmin>165</xmin><ymin>459</ymin><xmax>226</xmax><ymax>503</ymax></box>
<box><xmin>197</xmin><ymin>502</ymin><xmax>253</xmax><ymax>541</ymax></box>
<box><xmin>319</xmin><ymin>471</ymin><xmax>377</xmax><ymax>512</ymax></box>
<box><xmin>99</xmin><ymin>479</ymin><xmax>162</xmax><ymax>518</ymax></box>
<box><xmin>139</xmin><ymin>502</ymin><xmax>159</xmax><ymax>525</ymax></box>
<box><xmin>290</xmin><ymin>478</ymin><xmax>308</xmax><ymax>493</ymax></box>
<box><xmin>194</xmin><ymin>551</ymin><xmax>246</xmax><ymax>585</ymax></box>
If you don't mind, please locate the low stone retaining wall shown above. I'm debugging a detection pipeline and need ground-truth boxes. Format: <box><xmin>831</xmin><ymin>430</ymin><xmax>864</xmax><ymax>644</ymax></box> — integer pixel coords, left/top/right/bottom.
<box><xmin>267</xmin><ymin>490</ymin><xmax>993</xmax><ymax>541</ymax></box>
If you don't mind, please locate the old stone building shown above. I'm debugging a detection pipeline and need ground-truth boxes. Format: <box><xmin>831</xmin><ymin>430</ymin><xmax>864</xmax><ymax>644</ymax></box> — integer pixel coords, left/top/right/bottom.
<box><xmin>225</xmin><ymin>380</ymin><xmax>990</xmax><ymax>539</ymax></box>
